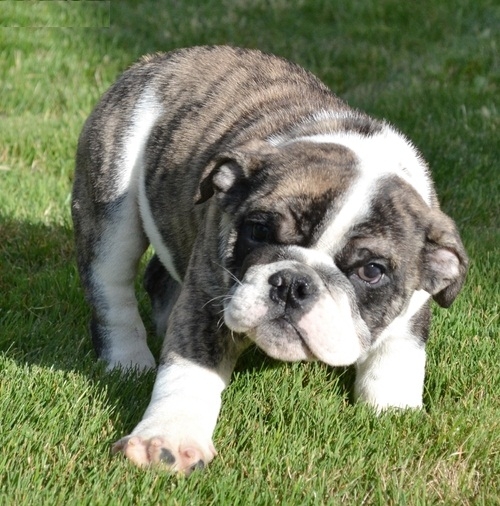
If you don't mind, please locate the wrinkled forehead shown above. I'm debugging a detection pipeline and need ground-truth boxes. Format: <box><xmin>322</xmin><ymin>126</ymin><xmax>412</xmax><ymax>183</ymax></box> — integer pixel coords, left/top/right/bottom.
<box><xmin>248</xmin><ymin>141</ymin><xmax>359</xmax><ymax>201</ymax></box>
<box><xmin>267</xmin><ymin>130</ymin><xmax>433</xmax><ymax>255</ymax></box>
<box><xmin>271</xmin><ymin>123</ymin><xmax>433</xmax><ymax>205</ymax></box>
<box><xmin>312</xmin><ymin>173</ymin><xmax>432</xmax><ymax>256</ymax></box>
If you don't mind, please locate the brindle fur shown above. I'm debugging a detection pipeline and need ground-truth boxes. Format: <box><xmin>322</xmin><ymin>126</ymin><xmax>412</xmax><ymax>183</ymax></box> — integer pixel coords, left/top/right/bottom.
<box><xmin>72</xmin><ymin>46</ymin><xmax>468</xmax><ymax>473</ymax></box>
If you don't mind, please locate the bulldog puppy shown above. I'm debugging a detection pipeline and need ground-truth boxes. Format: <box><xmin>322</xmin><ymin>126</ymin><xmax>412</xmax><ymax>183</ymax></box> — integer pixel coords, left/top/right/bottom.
<box><xmin>71</xmin><ymin>46</ymin><xmax>468</xmax><ymax>474</ymax></box>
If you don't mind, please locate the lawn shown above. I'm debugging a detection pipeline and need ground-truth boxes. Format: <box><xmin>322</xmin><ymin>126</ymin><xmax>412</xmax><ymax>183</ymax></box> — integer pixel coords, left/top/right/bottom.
<box><xmin>0</xmin><ymin>0</ymin><xmax>499</xmax><ymax>504</ymax></box>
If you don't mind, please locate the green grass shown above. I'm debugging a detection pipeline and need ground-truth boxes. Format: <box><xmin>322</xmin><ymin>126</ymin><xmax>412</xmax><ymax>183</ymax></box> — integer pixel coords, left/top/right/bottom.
<box><xmin>1</xmin><ymin>0</ymin><xmax>499</xmax><ymax>504</ymax></box>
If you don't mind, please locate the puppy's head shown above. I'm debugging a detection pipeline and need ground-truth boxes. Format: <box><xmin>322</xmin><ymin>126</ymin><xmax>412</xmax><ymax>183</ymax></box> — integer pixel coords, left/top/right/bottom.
<box><xmin>196</xmin><ymin>130</ymin><xmax>468</xmax><ymax>365</ymax></box>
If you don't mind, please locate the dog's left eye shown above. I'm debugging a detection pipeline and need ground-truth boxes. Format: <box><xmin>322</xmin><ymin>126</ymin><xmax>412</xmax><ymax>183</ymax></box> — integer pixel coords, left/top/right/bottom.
<box><xmin>356</xmin><ymin>263</ymin><xmax>385</xmax><ymax>284</ymax></box>
<box><xmin>251</xmin><ymin>223</ymin><xmax>271</xmax><ymax>242</ymax></box>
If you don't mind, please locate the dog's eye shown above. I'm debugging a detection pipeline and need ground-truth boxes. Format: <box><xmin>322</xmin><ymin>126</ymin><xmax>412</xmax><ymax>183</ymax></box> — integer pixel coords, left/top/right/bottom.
<box><xmin>357</xmin><ymin>263</ymin><xmax>385</xmax><ymax>284</ymax></box>
<box><xmin>251</xmin><ymin>223</ymin><xmax>271</xmax><ymax>242</ymax></box>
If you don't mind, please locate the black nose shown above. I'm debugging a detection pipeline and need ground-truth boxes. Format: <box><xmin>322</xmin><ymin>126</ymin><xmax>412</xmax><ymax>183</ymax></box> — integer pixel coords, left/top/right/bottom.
<box><xmin>268</xmin><ymin>270</ymin><xmax>315</xmax><ymax>309</ymax></box>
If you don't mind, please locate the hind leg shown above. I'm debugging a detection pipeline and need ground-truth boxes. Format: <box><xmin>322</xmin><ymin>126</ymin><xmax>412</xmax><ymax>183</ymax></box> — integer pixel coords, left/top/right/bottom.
<box><xmin>72</xmin><ymin>181</ymin><xmax>156</xmax><ymax>372</ymax></box>
<box><xmin>72</xmin><ymin>81</ymin><xmax>166</xmax><ymax>372</ymax></box>
<box><xmin>144</xmin><ymin>254</ymin><xmax>181</xmax><ymax>338</ymax></box>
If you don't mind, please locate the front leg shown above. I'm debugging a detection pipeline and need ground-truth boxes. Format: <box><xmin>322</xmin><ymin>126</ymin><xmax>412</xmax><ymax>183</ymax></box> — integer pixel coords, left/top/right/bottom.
<box><xmin>354</xmin><ymin>335</ymin><xmax>427</xmax><ymax>410</ymax></box>
<box><xmin>113</xmin><ymin>272</ymin><xmax>247</xmax><ymax>474</ymax></box>
<box><xmin>354</xmin><ymin>292</ymin><xmax>430</xmax><ymax>410</ymax></box>
<box><xmin>113</xmin><ymin>354</ymin><xmax>230</xmax><ymax>473</ymax></box>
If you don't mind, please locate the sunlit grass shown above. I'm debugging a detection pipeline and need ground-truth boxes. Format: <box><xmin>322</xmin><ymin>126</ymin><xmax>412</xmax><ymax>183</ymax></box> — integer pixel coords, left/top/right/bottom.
<box><xmin>0</xmin><ymin>0</ymin><xmax>498</xmax><ymax>503</ymax></box>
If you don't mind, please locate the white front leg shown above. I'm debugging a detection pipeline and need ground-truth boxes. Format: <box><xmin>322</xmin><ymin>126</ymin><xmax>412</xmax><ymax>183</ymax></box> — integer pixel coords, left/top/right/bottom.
<box><xmin>354</xmin><ymin>290</ymin><xmax>430</xmax><ymax>410</ymax></box>
<box><xmin>113</xmin><ymin>356</ymin><xmax>230</xmax><ymax>473</ymax></box>
<box><xmin>354</xmin><ymin>334</ymin><xmax>426</xmax><ymax>410</ymax></box>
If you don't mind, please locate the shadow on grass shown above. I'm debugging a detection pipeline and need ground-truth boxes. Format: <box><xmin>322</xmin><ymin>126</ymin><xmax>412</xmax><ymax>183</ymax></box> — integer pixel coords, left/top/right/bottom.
<box><xmin>0</xmin><ymin>215</ymin><xmax>152</xmax><ymax>428</ymax></box>
<box><xmin>0</xmin><ymin>216</ymin><xmax>90</xmax><ymax>369</ymax></box>
<box><xmin>0</xmin><ymin>214</ymin><xmax>356</xmax><ymax>434</ymax></box>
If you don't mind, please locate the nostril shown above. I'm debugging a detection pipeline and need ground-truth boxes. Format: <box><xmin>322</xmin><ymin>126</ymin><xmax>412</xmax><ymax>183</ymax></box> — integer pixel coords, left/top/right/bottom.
<box><xmin>268</xmin><ymin>270</ymin><xmax>315</xmax><ymax>309</ymax></box>
<box><xmin>293</xmin><ymin>278</ymin><xmax>311</xmax><ymax>300</ymax></box>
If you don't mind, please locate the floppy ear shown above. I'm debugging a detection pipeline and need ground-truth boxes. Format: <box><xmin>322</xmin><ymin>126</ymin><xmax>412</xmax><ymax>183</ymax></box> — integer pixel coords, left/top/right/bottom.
<box><xmin>195</xmin><ymin>157</ymin><xmax>248</xmax><ymax>206</ymax></box>
<box><xmin>194</xmin><ymin>140</ymin><xmax>277</xmax><ymax>206</ymax></box>
<box><xmin>422</xmin><ymin>209</ymin><xmax>468</xmax><ymax>307</ymax></box>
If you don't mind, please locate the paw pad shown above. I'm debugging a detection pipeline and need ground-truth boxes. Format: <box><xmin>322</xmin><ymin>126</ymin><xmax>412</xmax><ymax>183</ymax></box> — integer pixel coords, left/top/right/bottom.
<box><xmin>112</xmin><ymin>435</ymin><xmax>214</xmax><ymax>475</ymax></box>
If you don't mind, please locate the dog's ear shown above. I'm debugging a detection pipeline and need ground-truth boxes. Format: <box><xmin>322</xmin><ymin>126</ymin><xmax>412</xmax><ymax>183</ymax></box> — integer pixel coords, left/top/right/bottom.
<box><xmin>195</xmin><ymin>140</ymin><xmax>278</xmax><ymax>206</ymax></box>
<box><xmin>422</xmin><ymin>209</ymin><xmax>468</xmax><ymax>307</ymax></box>
<box><xmin>195</xmin><ymin>157</ymin><xmax>249</xmax><ymax>206</ymax></box>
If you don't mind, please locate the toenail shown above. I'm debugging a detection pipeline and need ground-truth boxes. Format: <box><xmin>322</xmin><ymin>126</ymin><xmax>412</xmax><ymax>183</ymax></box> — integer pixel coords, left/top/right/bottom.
<box><xmin>159</xmin><ymin>448</ymin><xmax>176</xmax><ymax>464</ymax></box>
<box><xmin>190</xmin><ymin>460</ymin><xmax>205</xmax><ymax>471</ymax></box>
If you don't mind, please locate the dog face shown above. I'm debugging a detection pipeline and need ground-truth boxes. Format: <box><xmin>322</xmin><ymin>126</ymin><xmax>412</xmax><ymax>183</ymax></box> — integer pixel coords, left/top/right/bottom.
<box><xmin>197</xmin><ymin>134</ymin><xmax>467</xmax><ymax>367</ymax></box>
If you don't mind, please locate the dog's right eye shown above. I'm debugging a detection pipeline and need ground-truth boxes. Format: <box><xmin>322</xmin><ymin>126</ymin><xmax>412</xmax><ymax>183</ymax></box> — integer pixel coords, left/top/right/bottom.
<box><xmin>232</xmin><ymin>220</ymin><xmax>275</xmax><ymax>273</ymax></box>
<box><xmin>251</xmin><ymin>223</ymin><xmax>271</xmax><ymax>242</ymax></box>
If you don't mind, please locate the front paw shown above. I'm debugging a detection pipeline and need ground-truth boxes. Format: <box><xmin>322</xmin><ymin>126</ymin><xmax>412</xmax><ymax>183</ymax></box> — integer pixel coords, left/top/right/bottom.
<box><xmin>112</xmin><ymin>435</ymin><xmax>217</xmax><ymax>475</ymax></box>
<box><xmin>104</xmin><ymin>345</ymin><xmax>156</xmax><ymax>373</ymax></box>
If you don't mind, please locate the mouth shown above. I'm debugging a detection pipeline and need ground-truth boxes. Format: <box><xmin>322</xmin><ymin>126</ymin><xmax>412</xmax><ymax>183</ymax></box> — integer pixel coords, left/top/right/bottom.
<box><xmin>274</xmin><ymin>315</ymin><xmax>316</xmax><ymax>360</ymax></box>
